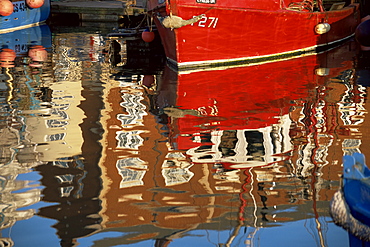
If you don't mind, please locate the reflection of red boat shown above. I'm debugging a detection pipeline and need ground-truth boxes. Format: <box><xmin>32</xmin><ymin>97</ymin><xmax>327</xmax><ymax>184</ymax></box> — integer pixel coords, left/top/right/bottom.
<box><xmin>154</xmin><ymin>42</ymin><xmax>355</xmax><ymax>167</ymax></box>
<box><xmin>147</xmin><ymin>0</ymin><xmax>360</xmax><ymax>70</ymax></box>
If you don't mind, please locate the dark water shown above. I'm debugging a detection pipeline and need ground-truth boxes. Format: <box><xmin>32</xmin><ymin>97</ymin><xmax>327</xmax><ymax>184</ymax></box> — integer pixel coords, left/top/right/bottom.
<box><xmin>0</xmin><ymin>24</ymin><xmax>369</xmax><ymax>247</ymax></box>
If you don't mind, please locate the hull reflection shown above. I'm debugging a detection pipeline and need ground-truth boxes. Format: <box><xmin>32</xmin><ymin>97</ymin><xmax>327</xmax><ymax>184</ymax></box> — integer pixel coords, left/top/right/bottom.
<box><xmin>97</xmin><ymin>40</ymin><xmax>362</xmax><ymax>246</ymax></box>
<box><xmin>156</xmin><ymin>42</ymin><xmax>356</xmax><ymax>170</ymax></box>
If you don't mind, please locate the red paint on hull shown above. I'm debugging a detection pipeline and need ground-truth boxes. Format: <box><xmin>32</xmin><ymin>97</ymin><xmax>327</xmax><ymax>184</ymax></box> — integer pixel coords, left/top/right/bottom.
<box><xmin>148</xmin><ymin>1</ymin><xmax>360</xmax><ymax>68</ymax></box>
<box><xmin>155</xmin><ymin>41</ymin><xmax>355</xmax><ymax>150</ymax></box>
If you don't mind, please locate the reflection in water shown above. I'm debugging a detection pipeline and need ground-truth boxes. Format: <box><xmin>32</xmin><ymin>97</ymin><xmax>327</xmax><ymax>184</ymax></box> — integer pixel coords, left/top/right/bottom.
<box><xmin>0</xmin><ymin>26</ymin><xmax>105</xmax><ymax>246</ymax></box>
<box><xmin>0</xmin><ymin>25</ymin><xmax>53</xmax><ymax>246</ymax></box>
<box><xmin>97</xmin><ymin>39</ymin><xmax>367</xmax><ymax>247</ymax></box>
<box><xmin>1</xmin><ymin>25</ymin><xmax>370</xmax><ymax>247</ymax></box>
<box><xmin>35</xmin><ymin>31</ymin><xmax>107</xmax><ymax>246</ymax></box>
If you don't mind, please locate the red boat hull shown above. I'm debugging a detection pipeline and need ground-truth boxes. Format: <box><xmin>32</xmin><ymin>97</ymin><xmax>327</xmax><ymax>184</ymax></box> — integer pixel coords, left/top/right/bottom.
<box><xmin>148</xmin><ymin>0</ymin><xmax>360</xmax><ymax>70</ymax></box>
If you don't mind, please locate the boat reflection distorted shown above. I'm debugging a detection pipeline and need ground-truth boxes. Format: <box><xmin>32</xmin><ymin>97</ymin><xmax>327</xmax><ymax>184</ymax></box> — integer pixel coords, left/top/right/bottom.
<box><xmin>2</xmin><ymin>24</ymin><xmax>369</xmax><ymax>246</ymax></box>
<box><xmin>155</xmin><ymin>42</ymin><xmax>356</xmax><ymax>170</ymax></box>
<box><xmin>0</xmin><ymin>24</ymin><xmax>51</xmax><ymax>67</ymax></box>
<box><xmin>96</xmin><ymin>40</ymin><xmax>364</xmax><ymax>246</ymax></box>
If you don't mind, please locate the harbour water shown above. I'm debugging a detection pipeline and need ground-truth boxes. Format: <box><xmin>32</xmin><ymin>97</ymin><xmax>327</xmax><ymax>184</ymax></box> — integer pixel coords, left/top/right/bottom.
<box><xmin>0</xmin><ymin>24</ymin><xmax>369</xmax><ymax>247</ymax></box>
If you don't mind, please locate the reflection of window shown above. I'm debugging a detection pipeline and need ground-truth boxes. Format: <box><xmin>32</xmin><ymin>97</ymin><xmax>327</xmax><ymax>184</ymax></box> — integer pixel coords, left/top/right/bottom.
<box><xmin>56</xmin><ymin>174</ymin><xmax>74</xmax><ymax>184</ymax></box>
<box><xmin>338</xmin><ymin>83</ymin><xmax>366</xmax><ymax>126</ymax></box>
<box><xmin>343</xmin><ymin>139</ymin><xmax>362</xmax><ymax>156</ymax></box>
<box><xmin>45</xmin><ymin>108</ymin><xmax>70</xmax><ymax>128</ymax></box>
<box><xmin>116</xmin><ymin>158</ymin><xmax>147</xmax><ymax>188</ymax></box>
<box><xmin>52</xmin><ymin>160</ymin><xmax>69</xmax><ymax>168</ymax></box>
<box><xmin>213</xmin><ymin>169</ymin><xmax>240</xmax><ymax>183</ymax></box>
<box><xmin>117</xmin><ymin>94</ymin><xmax>147</xmax><ymax>126</ymax></box>
<box><xmin>60</xmin><ymin>186</ymin><xmax>73</xmax><ymax>197</ymax></box>
<box><xmin>51</xmin><ymin>109</ymin><xmax>69</xmax><ymax>119</ymax></box>
<box><xmin>46</xmin><ymin>119</ymin><xmax>69</xmax><ymax>128</ymax></box>
<box><xmin>162</xmin><ymin>153</ymin><xmax>194</xmax><ymax>186</ymax></box>
<box><xmin>47</xmin><ymin>133</ymin><xmax>66</xmax><ymax>141</ymax></box>
<box><xmin>52</xmin><ymin>103</ymin><xmax>69</xmax><ymax>111</ymax></box>
<box><xmin>244</xmin><ymin>131</ymin><xmax>265</xmax><ymax>160</ymax></box>
<box><xmin>339</xmin><ymin>102</ymin><xmax>366</xmax><ymax>125</ymax></box>
<box><xmin>116</xmin><ymin>130</ymin><xmax>144</xmax><ymax>149</ymax></box>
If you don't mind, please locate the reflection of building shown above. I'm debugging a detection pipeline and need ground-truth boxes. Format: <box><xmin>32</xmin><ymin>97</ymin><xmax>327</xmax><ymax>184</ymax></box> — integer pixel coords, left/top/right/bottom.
<box><xmin>8</xmin><ymin>35</ymin><xmax>361</xmax><ymax>246</ymax></box>
<box><xmin>24</xmin><ymin>80</ymin><xmax>85</xmax><ymax>161</ymax></box>
<box><xmin>97</xmin><ymin>63</ymin><xmax>353</xmax><ymax>246</ymax></box>
<box><xmin>0</xmin><ymin>160</ymin><xmax>41</xmax><ymax>231</ymax></box>
<box><xmin>32</xmin><ymin>33</ymin><xmax>107</xmax><ymax>246</ymax></box>
<box><xmin>99</xmin><ymin>78</ymin><xmax>241</xmax><ymax>244</ymax></box>
<box><xmin>0</xmin><ymin>26</ymin><xmax>52</xmax><ymax>244</ymax></box>
<box><xmin>187</xmin><ymin>114</ymin><xmax>292</xmax><ymax>169</ymax></box>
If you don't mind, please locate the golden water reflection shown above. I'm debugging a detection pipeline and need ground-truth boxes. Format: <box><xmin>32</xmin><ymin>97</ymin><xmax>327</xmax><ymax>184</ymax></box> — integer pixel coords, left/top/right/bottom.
<box><xmin>0</xmin><ymin>25</ymin><xmax>369</xmax><ymax>247</ymax></box>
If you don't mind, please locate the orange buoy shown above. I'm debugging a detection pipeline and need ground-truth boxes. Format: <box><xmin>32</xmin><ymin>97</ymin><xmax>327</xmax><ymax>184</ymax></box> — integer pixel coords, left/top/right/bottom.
<box><xmin>0</xmin><ymin>48</ymin><xmax>16</xmax><ymax>61</ymax></box>
<box><xmin>0</xmin><ymin>0</ymin><xmax>14</xmax><ymax>16</ymax></box>
<box><xmin>142</xmin><ymin>30</ymin><xmax>155</xmax><ymax>43</ymax></box>
<box><xmin>26</xmin><ymin>0</ymin><xmax>44</xmax><ymax>8</ymax></box>
<box><xmin>0</xmin><ymin>61</ymin><xmax>15</xmax><ymax>68</ymax></box>
<box><xmin>0</xmin><ymin>48</ymin><xmax>16</xmax><ymax>68</ymax></box>
<box><xmin>28</xmin><ymin>45</ymin><xmax>47</xmax><ymax>62</ymax></box>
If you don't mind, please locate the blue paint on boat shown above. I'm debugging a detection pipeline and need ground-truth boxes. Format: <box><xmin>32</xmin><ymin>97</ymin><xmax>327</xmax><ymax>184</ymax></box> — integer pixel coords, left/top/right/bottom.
<box><xmin>330</xmin><ymin>152</ymin><xmax>370</xmax><ymax>247</ymax></box>
<box><xmin>0</xmin><ymin>24</ymin><xmax>52</xmax><ymax>55</ymax></box>
<box><xmin>0</xmin><ymin>0</ymin><xmax>50</xmax><ymax>34</ymax></box>
<box><xmin>343</xmin><ymin>153</ymin><xmax>370</xmax><ymax>227</ymax></box>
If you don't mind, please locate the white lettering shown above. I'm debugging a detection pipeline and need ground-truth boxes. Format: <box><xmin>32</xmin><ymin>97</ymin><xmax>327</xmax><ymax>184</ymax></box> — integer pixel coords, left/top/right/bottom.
<box><xmin>191</xmin><ymin>16</ymin><xmax>219</xmax><ymax>28</ymax></box>
<box><xmin>196</xmin><ymin>0</ymin><xmax>216</xmax><ymax>4</ymax></box>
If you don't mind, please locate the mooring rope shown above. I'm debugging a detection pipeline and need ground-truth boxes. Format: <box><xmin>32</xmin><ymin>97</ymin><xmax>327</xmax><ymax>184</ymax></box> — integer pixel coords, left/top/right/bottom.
<box><xmin>330</xmin><ymin>189</ymin><xmax>370</xmax><ymax>242</ymax></box>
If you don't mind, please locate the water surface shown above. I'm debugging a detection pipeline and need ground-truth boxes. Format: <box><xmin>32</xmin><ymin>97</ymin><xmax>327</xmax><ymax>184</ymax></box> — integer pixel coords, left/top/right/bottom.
<box><xmin>0</xmin><ymin>24</ymin><xmax>369</xmax><ymax>247</ymax></box>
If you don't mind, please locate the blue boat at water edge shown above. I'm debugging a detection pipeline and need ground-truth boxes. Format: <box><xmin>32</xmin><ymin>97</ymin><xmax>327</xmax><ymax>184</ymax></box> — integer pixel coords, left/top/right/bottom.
<box><xmin>0</xmin><ymin>0</ymin><xmax>50</xmax><ymax>34</ymax></box>
<box><xmin>330</xmin><ymin>153</ymin><xmax>370</xmax><ymax>247</ymax></box>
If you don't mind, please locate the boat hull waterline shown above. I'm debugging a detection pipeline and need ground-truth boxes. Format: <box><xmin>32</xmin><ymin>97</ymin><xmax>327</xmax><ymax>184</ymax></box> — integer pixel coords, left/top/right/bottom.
<box><xmin>148</xmin><ymin>1</ymin><xmax>361</xmax><ymax>71</ymax></box>
<box><xmin>0</xmin><ymin>0</ymin><xmax>50</xmax><ymax>34</ymax></box>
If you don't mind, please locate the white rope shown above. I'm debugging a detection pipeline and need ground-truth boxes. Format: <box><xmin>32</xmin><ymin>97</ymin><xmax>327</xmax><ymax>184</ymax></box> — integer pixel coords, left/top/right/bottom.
<box><xmin>330</xmin><ymin>190</ymin><xmax>370</xmax><ymax>242</ymax></box>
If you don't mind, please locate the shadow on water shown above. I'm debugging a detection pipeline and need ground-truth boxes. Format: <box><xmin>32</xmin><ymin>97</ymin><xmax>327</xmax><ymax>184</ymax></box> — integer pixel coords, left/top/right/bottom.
<box><xmin>0</xmin><ymin>22</ymin><xmax>370</xmax><ymax>247</ymax></box>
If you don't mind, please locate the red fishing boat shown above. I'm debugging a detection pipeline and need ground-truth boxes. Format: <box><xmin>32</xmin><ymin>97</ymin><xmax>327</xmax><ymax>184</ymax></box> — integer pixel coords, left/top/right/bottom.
<box><xmin>147</xmin><ymin>0</ymin><xmax>360</xmax><ymax>71</ymax></box>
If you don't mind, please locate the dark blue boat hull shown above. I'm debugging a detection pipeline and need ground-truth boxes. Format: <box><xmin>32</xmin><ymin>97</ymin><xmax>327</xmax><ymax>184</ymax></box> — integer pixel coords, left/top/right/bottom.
<box><xmin>343</xmin><ymin>153</ymin><xmax>370</xmax><ymax>227</ymax></box>
<box><xmin>341</xmin><ymin>153</ymin><xmax>370</xmax><ymax>246</ymax></box>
